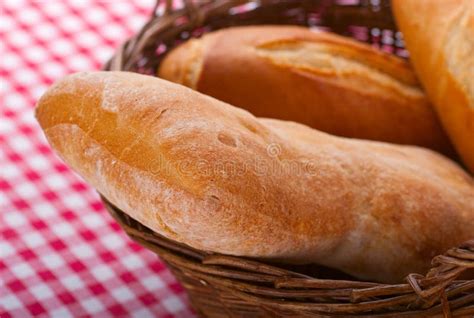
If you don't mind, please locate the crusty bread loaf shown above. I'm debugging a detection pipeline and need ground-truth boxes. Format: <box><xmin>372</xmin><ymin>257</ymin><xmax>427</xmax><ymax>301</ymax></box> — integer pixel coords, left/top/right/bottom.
<box><xmin>36</xmin><ymin>72</ymin><xmax>474</xmax><ymax>283</ymax></box>
<box><xmin>393</xmin><ymin>0</ymin><xmax>474</xmax><ymax>173</ymax></box>
<box><xmin>158</xmin><ymin>25</ymin><xmax>455</xmax><ymax>156</ymax></box>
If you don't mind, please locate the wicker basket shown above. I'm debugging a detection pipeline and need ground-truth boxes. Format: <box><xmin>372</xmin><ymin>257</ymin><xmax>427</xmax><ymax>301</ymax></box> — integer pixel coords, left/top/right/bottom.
<box><xmin>103</xmin><ymin>1</ymin><xmax>474</xmax><ymax>317</ymax></box>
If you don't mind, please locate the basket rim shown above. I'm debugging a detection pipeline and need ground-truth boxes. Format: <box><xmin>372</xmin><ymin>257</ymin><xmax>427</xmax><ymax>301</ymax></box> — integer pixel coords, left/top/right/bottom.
<box><xmin>104</xmin><ymin>0</ymin><xmax>403</xmax><ymax>72</ymax></box>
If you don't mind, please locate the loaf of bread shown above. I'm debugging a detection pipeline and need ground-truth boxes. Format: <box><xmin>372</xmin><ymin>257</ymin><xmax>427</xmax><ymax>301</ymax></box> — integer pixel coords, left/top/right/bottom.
<box><xmin>36</xmin><ymin>72</ymin><xmax>474</xmax><ymax>283</ymax></box>
<box><xmin>158</xmin><ymin>25</ymin><xmax>455</xmax><ymax>156</ymax></box>
<box><xmin>393</xmin><ymin>0</ymin><xmax>474</xmax><ymax>173</ymax></box>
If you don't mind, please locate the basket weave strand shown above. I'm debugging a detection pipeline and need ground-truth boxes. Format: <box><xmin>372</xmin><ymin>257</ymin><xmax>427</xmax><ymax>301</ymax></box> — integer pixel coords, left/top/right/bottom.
<box><xmin>103</xmin><ymin>0</ymin><xmax>474</xmax><ymax>316</ymax></box>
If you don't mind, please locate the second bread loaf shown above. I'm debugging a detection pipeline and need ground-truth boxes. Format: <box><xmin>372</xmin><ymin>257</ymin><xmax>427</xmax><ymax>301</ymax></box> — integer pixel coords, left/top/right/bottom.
<box><xmin>159</xmin><ymin>25</ymin><xmax>454</xmax><ymax>156</ymax></box>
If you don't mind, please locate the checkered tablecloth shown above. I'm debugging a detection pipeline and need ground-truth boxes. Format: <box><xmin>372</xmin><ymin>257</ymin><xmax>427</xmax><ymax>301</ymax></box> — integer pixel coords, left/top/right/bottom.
<box><xmin>1</xmin><ymin>1</ymin><xmax>196</xmax><ymax>317</ymax></box>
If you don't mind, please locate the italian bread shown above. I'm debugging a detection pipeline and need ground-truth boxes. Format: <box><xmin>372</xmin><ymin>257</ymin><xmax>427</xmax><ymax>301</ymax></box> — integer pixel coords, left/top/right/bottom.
<box><xmin>393</xmin><ymin>0</ymin><xmax>474</xmax><ymax>173</ymax></box>
<box><xmin>36</xmin><ymin>72</ymin><xmax>474</xmax><ymax>283</ymax></box>
<box><xmin>158</xmin><ymin>25</ymin><xmax>455</xmax><ymax>156</ymax></box>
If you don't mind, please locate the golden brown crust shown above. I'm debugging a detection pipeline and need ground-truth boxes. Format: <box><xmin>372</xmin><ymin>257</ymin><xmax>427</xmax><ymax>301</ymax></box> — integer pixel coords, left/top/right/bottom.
<box><xmin>393</xmin><ymin>0</ymin><xmax>474</xmax><ymax>172</ymax></box>
<box><xmin>36</xmin><ymin>72</ymin><xmax>474</xmax><ymax>283</ymax></box>
<box><xmin>158</xmin><ymin>25</ymin><xmax>454</xmax><ymax>156</ymax></box>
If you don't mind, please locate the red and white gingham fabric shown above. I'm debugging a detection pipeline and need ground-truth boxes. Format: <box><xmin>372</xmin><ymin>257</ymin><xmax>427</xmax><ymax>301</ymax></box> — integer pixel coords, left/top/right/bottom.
<box><xmin>1</xmin><ymin>1</ymin><xmax>195</xmax><ymax>317</ymax></box>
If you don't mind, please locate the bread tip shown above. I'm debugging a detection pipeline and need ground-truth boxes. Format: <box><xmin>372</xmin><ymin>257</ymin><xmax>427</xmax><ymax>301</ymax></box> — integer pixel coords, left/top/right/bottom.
<box><xmin>35</xmin><ymin>71</ymin><xmax>99</xmax><ymax>128</ymax></box>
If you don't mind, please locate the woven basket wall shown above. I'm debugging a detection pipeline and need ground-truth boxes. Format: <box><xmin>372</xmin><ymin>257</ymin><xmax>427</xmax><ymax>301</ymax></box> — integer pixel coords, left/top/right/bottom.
<box><xmin>103</xmin><ymin>1</ymin><xmax>474</xmax><ymax>317</ymax></box>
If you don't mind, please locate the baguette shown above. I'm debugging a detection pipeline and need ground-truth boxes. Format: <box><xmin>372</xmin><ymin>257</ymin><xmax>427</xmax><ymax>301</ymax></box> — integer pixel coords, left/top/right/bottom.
<box><xmin>393</xmin><ymin>0</ymin><xmax>474</xmax><ymax>173</ymax></box>
<box><xmin>36</xmin><ymin>72</ymin><xmax>474</xmax><ymax>283</ymax></box>
<box><xmin>158</xmin><ymin>25</ymin><xmax>454</xmax><ymax>156</ymax></box>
